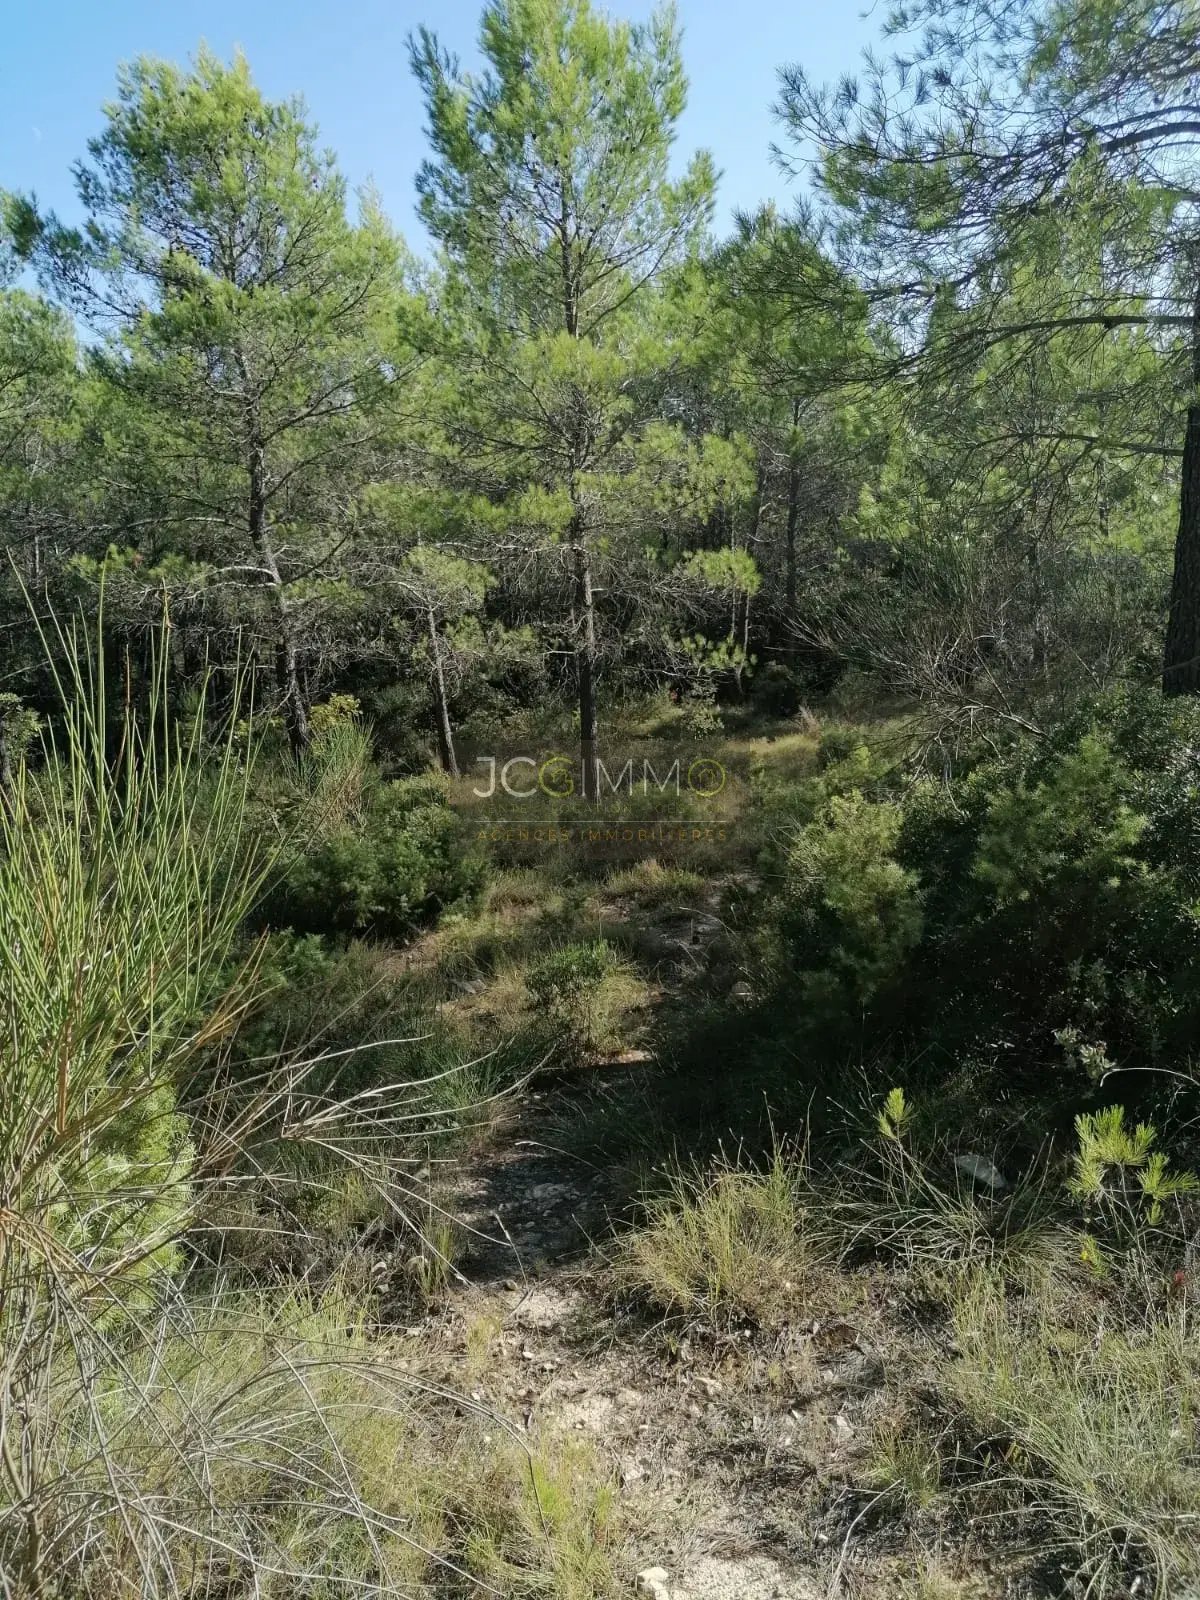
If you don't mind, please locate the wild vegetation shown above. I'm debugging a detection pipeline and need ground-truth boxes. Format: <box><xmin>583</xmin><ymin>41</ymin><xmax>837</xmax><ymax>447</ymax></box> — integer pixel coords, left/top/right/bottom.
<box><xmin>3</xmin><ymin>0</ymin><xmax>1200</xmax><ymax>1594</ymax></box>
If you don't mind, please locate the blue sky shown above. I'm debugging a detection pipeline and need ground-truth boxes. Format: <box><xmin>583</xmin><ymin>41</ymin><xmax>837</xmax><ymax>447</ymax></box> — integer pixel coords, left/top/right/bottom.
<box><xmin>2</xmin><ymin>0</ymin><xmax>889</xmax><ymax>254</ymax></box>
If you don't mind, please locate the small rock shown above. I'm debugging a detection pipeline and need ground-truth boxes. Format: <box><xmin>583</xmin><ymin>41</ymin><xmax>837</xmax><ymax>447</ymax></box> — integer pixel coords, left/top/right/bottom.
<box><xmin>954</xmin><ymin>1152</ymin><xmax>1009</xmax><ymax>1190</ymax></box>
<box><xmin>635</xmin><ymin>1568</ymin><xmax>671</xmax><ymax>1599</ymax></box>
<box><xmin>833</xmin><ymin>1413</ymin><xmax>854</xmax><ymax>1443</ymax></box>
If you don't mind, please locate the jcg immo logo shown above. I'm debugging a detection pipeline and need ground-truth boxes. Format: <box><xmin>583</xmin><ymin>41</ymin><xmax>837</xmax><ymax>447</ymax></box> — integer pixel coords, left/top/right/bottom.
<box><xmin>469</xmin><ymin>751</ymin><xmax>726</xmax><ymax>801</ymax></box>
<box><xmin>456</xmin><ymin>743</ymin><xmax>736</xmax><ymax>856</ymax></box>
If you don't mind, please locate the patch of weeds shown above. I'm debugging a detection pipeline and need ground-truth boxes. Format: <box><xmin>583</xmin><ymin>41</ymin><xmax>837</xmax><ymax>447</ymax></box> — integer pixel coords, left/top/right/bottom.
<box><xmin>945</xmin><ymin>1266</ymin><xmax>1200</xmax><ymax>1595</ymax></box>
<box><xmin>464</xmin><ymin>1310</ymin><xmax>505</xmax><ymax>1379</ymax></box>
<box><xmin>441</xmin><ymin>1429</ymin><xmax>627</xmax><ymax>1598</ymax></box>
<box><xmin>828</xmin><ymin>1086</ymin><xmax>1059</xmax><ymax>1275</ymax></box>
<box><xmin>37</xmin><ymin>1283</ymin><xmax>441</xmax><ymax>1595</ymax></box>
<box><xmin>603</xmin><ymin>858</ymin><xmax>706</xmax><ymax>910</ymax></box>
<box><xmin>896</xmin><ymin>1549</ymin><xmax>972</xmax><ymax>1600</ymax></box>
<box><xmin>610</xmin><ymin>1148</ymin><xmax>829</xmax><ymax>1331</ymax></box>
<box><xmin>400</xmin><ymin>1212</ymin><xmax>464</xmax><ymax>1309</ymax></box>
<box><xmin>866</xmin><ymin>1412</ymin><xmax>946</xmax><ymax>1513</ymax></box>
<box><xmin>526</xmin><ymin>939</ymin><xmax>649</xmax><ymax>1063</ymax></box>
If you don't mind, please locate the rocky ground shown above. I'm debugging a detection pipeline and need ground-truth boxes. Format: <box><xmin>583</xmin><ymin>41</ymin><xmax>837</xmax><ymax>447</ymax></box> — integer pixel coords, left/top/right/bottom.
<box><xmin>396</xmin><ymin>1075</ymin><xmax>1005</xmax><ymax>1600</ymax></box>
<box><xmin>385</xmin><ymin>871</ymin><xmax>1022</xmax><ymax>1598</ymax></box>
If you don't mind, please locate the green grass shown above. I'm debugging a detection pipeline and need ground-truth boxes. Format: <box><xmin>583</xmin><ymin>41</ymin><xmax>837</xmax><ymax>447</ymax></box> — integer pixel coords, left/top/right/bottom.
<box><xmin>945</xmin><ymin>1266</ymin><xmax>1200</xmax><ymax>1595</ymax></box>
<box><xmin>611</xmin><ymin>1148</ymin><xmax>829</xmax><ymax>1329</ymax></box>
<box><xmin>603</xmin><ymin>858</ymin><xmax>707</xmax><ymax>909</ymax></box>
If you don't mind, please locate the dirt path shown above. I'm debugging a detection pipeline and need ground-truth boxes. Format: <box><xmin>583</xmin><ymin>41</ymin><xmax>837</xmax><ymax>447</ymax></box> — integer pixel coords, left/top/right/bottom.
<box><xmin>391</xmin><ymin>871</ymin><xmax>947</xmax><ymax>1598</ymax></box>
<box><xmin>425</xmin><ymin>1075</ymin><xmax>857</xmax><ymax>1600</ymax></box>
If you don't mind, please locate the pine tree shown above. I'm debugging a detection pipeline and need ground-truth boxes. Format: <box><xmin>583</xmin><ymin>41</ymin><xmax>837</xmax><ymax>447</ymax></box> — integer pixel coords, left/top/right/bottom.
<box><xmin>411</xmin><ymin>0</ymin><xmax>726</xmax><ymax>795</ymax></box>
<box><xmin>14</xmin><ymin>50</ymin><xmax>405</xmax><ymax>750</ymax></box>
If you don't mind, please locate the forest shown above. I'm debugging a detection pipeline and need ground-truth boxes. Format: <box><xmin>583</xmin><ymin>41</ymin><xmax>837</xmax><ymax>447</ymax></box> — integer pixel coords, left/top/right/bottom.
<box><xmin>3</xmin><ymin>0</ymin><xmax>1200</xmax><ymax>1594</ymax></box>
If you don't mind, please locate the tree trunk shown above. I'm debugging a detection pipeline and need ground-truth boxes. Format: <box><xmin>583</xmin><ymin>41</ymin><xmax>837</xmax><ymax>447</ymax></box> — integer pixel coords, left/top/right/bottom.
<box><xmin>557</xmin><ymin>174</ymin><xmax>600</xmax><ymax>797</ymax></box>
<box><xmin>573</xmin><ymin>532</ymin><xmax>599</xmax><ymax>802</ymax></box>
<box><xmin>0</xmin><ymin>708</ymin><xmax>13</xmax><ymax>816</ymax></box>
<box><xmin>785</xmin><ymin>399</ymin><xmax>801</xmax><ymax>627</ymax></box>
<box><xmin>245</xmin><ymin>404</ymin><xmax>310</xmax><ymax>753</ymax></box>
<box><xmin>1164</xmin><ymin>294</ymin><xmax>1200</xmax><ymax>694</ymax></box>
<box><xmin>428</xmin><ymin>604</ymin><xmax>459</xmax><ymax>778</ymax></box>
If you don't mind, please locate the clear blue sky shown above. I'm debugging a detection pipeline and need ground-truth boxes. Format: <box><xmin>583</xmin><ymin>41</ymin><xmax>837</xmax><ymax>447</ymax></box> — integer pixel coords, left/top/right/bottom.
<box><xmin>1</xmin><ymin>0</ymin><xmax>889</xmax><ymax>255</ymax></box>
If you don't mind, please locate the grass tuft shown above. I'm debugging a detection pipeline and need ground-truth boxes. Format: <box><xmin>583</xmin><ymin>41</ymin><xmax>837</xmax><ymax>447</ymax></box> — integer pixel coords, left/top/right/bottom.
<box><xmin>946</xmin><ymin>1266</ymin><xmax>1200</xmax><ymax>1594</ymax></box>
<box><xmin>611</xmin><ymin>1148</ymin><xmax>826</xmax><ymax>1329</ymax></box>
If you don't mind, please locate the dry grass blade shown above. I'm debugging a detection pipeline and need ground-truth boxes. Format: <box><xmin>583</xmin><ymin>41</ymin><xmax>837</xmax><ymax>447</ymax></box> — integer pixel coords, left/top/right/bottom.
<box><xmin>0</xmin><ymin>618</ymin><xmax>505</xmax><ymax>1597</ymax></box>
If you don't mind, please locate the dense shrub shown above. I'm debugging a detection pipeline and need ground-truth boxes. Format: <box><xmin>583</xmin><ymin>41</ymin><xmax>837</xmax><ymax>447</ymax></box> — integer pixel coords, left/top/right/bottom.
<box><xmin>751</xmin><ymin>660</ymin><xmax>802</xmax><ymax>718</ymax></box>
<box><xmin>267</xmin><ymin>767</ymin><xmax>486</xmax><ymax>938</ymax></box>
<box><xmin>525</xmin><ymin>938</ymin><xmax>643</xmax><ymax>1060</ymax></box>
<box><xmin>759</xmin><ymin>691</ymin><xmax>1200</xmax><ymax>1093</ymax></box>
<box><xmin>781</xmin><ymin>792</ymin><xmax>923</xmax><ymax>1007</ymax></box>
<box><xmin>817</xmin><ymin>723</ymin><xmax>869</xmax><ymax>770</ymax></box>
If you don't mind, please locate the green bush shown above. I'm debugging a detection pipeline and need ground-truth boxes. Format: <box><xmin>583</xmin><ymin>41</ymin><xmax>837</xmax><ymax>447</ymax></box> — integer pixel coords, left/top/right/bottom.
<box><xmin>756</xmin><ymin>690</ymin><xmax>1200</xmax><ymax>1093</ymax></box>
<box><xmin>268</xmin><ymin>769</ymin><xmax>486</xmax><ymax>938</ymax></box>
<box><xmin>939</xmin><ymin>725</ymin><xmax>1199</xmax><ymax>1067</ymax></box>
<box><xmin>780</xmin><ymin>791</ymin><xmax>923</xmax><ymax>1006</ymax></box>
<box><xmin>527</xmin><ymin>937</ymin><xmax>612</xmax><ymax>994</ymax></box>
<box><xmin>973</xmin><ymin>733</ymin><xmax>1149</xmax><ymax>912</ymax></box>
<box><xmin>751</xmin><ymin>661</ymin><xmax>802</xmax><ymax>719</ymax></box>
<box><xmin>818</xmin><ymin>723</ymin><xmax>869</xmax><ymax>770</ymax></box>
<box><xmin>525</xmin><ymin>938</ymin><xmax>642</xmax><ymax>1060</ymax></box>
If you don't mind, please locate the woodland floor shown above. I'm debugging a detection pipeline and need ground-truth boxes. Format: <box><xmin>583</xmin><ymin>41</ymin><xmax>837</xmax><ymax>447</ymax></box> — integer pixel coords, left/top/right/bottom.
<box><xmin>384</xmin><ymin>868</ymin><xmax>1043</xmax><ymax>1600</ymax></box>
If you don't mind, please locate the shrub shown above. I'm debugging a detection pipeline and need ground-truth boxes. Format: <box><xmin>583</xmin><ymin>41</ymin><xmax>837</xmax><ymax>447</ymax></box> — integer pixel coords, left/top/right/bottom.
<box><xmin>781</xmin><ymin>791</ymin><xmax>923</xmax><ymax>1005</ymax></box>
<box><xmin>818</xmin><ymin>723</ymin><xmax>869</xmax><ymax>769</ymax></box>
<box><xmin>936</xmin><ymin>726</ymin><xmax>1200</xmax><ymax>1068</ymax></box>
<box><xmin>0</xmin><ymin>642</ymin><xmax>269</xmax><ymax>1318</ymax></box>
<box><xmin>526</xmin><ymin>937</ymin><xmax>614</xmax><ymax>1001</ymax></box>
<box><xmin>751</xmin><ymin>660</ymin><xmax>802</xmax><ymax>719</ymax></box>
<box><xmin>754</xmin><ymin>693</ymin><xmax>1200</xmax><ymax>1086</ymax></box>
<box><xmin>679</xmin><ymin>679</ymin><xmax>724</xmax><ymax>736</ymax></box>
<box><xmin>525</xmin><ymin>938</ymin><xmax>643</xmax><ymax>1060</ymax></box>
<box><xmin>974</xmin><ymin>733</ymin><xmax>1150</xmax><ymax>912</ymax></box>
<box><xmin>268</xmin><ymin>763</ymin><xmax>486</xmax><ymax>938</ymax></box>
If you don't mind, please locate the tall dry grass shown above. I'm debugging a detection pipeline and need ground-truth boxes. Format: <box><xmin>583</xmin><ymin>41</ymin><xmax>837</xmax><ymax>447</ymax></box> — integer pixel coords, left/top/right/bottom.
<box><xmin>0</xmin><ymin>627</ymin><xmax>480</xmax><ymax>1596</ymax></box>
